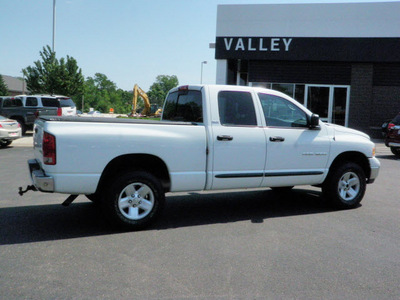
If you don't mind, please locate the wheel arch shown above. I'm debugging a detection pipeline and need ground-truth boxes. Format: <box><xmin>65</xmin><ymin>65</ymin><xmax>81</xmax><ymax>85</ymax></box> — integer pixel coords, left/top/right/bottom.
<box><xmin>96</xmin><ymin>154</ymin><xmax>171</xmax><ymax>195</ymax></box>
<box><xmin>326</xmin><ymin>151</ymin><xmax>371</xmax><ymax>182</ymax></box>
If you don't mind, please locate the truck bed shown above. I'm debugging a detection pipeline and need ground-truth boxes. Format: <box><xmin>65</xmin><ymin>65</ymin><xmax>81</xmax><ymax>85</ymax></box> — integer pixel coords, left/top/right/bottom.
<box><xmin>39</xmin><ymin>116</ymin><xmax>200</xmax><ymax>126</ymax></box>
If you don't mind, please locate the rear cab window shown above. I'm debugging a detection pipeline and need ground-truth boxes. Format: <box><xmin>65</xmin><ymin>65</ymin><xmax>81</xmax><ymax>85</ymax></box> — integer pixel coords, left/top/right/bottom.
<box><xmin>218</xmin><ymin>91</ymin><xmax>257</xmax><ymax>126</ymax></box>
<box><xmin>163</xmin><ymin>90</ymin><xmax>203</xmax><ymax>123</ymax></box>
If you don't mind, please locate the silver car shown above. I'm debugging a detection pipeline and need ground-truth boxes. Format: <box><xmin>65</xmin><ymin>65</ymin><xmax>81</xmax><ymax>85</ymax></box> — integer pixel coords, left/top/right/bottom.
<box><xmin>0</xmin><ymin>115</ymin><xmax>22</xmax><ymax>148</ymax></box>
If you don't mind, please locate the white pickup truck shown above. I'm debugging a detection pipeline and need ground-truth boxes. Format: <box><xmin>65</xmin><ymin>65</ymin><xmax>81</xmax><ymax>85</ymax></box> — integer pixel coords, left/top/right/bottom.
<box><xmin>23</xmin><ymin>85</ymin><xmax>380</xmax><ymax>230</ymax></box>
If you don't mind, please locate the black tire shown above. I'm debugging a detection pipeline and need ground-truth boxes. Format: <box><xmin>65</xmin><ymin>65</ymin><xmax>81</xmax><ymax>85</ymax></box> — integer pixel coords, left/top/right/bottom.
<box><xmin>102</xmin><ymin>171</ymin><xmax>165</xmax><ymax>230</ymax></box>
<box><xmin>17</xmin><ymin>119</ymin><xmax>26</xmax><ymax>135</ymax></box>
<box><xmin>390</xmin><ymin>147</ymin><xmax>400</xmax><ymax>158</ymax></box>
<box><xmin>0</xmin><ymin>140</ymin><xmax>12</xmax><ymax>148</ymax></box>
<box><xmin>322</xmin><ymin>162</ymin><xmax>366</xmax><ymax>209</ymax></box>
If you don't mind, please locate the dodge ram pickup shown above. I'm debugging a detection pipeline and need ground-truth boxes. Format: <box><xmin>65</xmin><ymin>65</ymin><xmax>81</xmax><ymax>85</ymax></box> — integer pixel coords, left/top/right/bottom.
<box><xmin>22</xmin><ymin>85</ymin><xmax>380</xmax><ymax>230</ymax></box>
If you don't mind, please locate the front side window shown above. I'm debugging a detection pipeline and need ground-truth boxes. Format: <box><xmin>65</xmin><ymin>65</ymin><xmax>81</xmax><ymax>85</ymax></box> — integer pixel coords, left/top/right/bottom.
<box><xmin>218</xmin><ymin>91</ymin><xmax>257</xmax><ymax>126</ymax></box>
<box><xmin>258</xmin><ymin>93</ymin><xmax>308</xmax><ymax>128</ymax></box>
<box><xmin>163</xmin><ymin>90</ymin><xmax>202</xmax><ymax>123</ymax></box>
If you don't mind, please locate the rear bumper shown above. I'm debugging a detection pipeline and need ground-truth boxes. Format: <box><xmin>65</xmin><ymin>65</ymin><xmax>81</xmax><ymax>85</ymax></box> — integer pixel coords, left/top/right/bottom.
<box><xmin>28</xmin><ymin>159</ymin><xmax>54</xmax><ymax>192</ymax></box>
<box><xmin>368</xmin><ymin>157</ymin><xmax>380</xmax><ymax>184</ymax></box>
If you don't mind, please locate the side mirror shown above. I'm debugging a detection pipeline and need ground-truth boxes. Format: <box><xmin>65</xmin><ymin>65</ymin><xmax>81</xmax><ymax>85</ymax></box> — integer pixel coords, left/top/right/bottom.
<box><xmin>309</xmin><ymin>114</ymin><xmax>320</xmax><ymax>128</ymax></box>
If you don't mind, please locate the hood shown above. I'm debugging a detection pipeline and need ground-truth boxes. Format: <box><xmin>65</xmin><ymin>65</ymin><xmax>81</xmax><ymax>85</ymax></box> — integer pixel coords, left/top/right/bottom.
<box><xmin>326</xmin><ymin>123</ymin><xmax>370</xmax><ymax>140</ymax></box>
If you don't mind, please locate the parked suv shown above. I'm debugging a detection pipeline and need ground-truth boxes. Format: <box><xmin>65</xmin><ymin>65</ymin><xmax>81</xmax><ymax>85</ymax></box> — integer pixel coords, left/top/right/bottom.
<box><xmin>384</xmin><ymin>112</ymin><xmax>400</xmax><ymax>157</ymax></box>
<box><xmin>17</xmin><ymin>95</ymin><xmax>77</xmax><ymax>117</ymax></box>
<box><xmin>0</xmin><ymin>95</ymin><xmax>77</xmax><ymax>134</ymax></box>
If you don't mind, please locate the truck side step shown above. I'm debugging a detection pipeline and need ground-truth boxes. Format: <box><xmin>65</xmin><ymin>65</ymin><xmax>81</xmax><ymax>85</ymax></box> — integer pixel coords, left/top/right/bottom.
<box><xmin>62</xmin><ymin>195</ymin><xmax>79</xmax><ymax>207</ymax></box>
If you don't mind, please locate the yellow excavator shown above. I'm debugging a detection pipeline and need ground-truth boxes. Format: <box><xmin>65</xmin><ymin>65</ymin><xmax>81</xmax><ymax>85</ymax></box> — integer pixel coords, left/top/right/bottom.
<box><xmin>131</xmin><ymin>84</ymin><xmax>162</xmax><ymax>117</ymax></box>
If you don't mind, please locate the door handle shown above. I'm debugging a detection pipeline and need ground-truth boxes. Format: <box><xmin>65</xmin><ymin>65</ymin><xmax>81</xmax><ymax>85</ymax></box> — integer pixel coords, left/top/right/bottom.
<box><xmin>217</xmin><ymin>135</ymin><xmax>233</xmax><ymax>141</ymax></box>
<box><xmin>269</xmin><ymin>136</ymin><xmax>285</xmax><ymax>142</ymax></box>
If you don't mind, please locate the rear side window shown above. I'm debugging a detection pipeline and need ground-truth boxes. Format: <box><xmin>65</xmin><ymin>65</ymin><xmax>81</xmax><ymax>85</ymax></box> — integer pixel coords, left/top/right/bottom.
<box><xmin>26</xmin><ymin>97</ymin><xmax>38</xmax><ymax>106</ymax></box>
<box><xmin>218</xmin><ymin>91</ymin><xmax>257</xmax><ymax>126</ymax></box>
<box><xmin>41</xmin><ymin>98</ymin><xmax>60</xmax><ymax>107</ymax></box>
<box><xmin>163</xmin><ymin>90</ymin><xmax>203</xmax><ymax>123</ymax></box>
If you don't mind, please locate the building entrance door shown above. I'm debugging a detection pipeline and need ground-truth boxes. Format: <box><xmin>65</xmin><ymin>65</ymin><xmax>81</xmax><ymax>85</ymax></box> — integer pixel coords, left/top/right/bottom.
<box><xmin>304</xmin><ymin>85</ymin><xmax>350</xmax><ymax>126</ymax></box>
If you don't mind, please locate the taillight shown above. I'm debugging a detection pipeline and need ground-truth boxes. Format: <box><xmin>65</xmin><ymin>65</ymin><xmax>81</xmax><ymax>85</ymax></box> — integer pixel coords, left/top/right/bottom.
<box><xmin>388</xmin><ymin>123</ymin><xmax>395</xmax><ymax>130</ymax></box>
<box><xmin>57</xmin><ymin>107</ymin><xmax>62</xmax><ymax>116</ymax></box>
<box><xmin>34</xmin><ymin>111</ymin><xmax>39</xmax><ymax>118</ymax></box>
<box><xmin>43</xmin><ymin>132</ymin><xmax>56</xmax><ymax>165</ymax></box>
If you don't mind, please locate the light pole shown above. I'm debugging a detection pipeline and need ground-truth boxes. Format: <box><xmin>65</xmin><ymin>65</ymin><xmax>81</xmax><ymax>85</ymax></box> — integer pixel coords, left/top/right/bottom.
<box><xmin>52</xmin><ymin>0</ymin><xmax>56</xmax><ymax>52</ymax></box>
<box><xmin>200</xmin><ymin>61</ymin><xmax>207</xmax><ymax>84</ymax></box>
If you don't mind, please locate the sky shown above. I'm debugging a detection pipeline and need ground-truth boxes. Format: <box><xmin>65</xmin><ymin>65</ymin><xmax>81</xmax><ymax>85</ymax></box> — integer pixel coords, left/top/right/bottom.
<box><xmin>1</xmin><ymin>0</ymin><xmax>397</xmax><ymax>91</ymax></box>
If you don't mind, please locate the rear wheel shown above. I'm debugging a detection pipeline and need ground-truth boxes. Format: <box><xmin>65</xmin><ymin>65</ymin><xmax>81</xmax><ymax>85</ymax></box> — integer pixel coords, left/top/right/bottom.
<box><xmin>322</xmin><ymin>162</ymin><xmax>366</xmax><ymax>209</ymax></box>
<box><xmin>102</xmin><ymin>171</ymin><xmax>165</xmax><ymax>230</ymax></box>
<box><xmin>0</xmin><ymin>140</ymin><xmax>12</xmax><ymax>148</ymax></box>
<box><xmin>390</xmin><ymin>147</ymin><xmax>400</xmax><ymax>158</ymax></box>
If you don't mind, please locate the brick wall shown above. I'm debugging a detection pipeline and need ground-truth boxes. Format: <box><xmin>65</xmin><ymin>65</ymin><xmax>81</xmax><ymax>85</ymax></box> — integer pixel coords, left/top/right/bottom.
<box><xmin>349</xmin><ymin>64</ymin><xmax>373</xmax><ymax>134</ymax></box>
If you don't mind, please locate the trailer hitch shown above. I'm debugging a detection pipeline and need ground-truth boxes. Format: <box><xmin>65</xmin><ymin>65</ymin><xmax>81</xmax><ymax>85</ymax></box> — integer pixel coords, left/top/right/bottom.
<box><xmin>18</xmin><ymin>185</ymin><xmax>37</xmax><ymax>196</ymax></box>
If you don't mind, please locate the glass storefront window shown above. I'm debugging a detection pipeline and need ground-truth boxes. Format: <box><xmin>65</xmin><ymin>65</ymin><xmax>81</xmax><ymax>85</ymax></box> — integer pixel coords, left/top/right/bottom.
<box><xmin>271</xmin><ymin>83</ymin><xmax>294</xmax><ymax>98</ymax></box>
<box><xmin>294</xmin><ymin>85</ymin><xmax>305</xmax><ymax>104</ymax></box>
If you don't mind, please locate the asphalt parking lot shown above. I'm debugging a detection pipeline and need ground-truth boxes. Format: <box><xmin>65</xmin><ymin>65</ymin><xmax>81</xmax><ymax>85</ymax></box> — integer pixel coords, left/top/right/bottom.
<box><xmin>0</xmin><ymin>138</ymin><xmax>399</xmax><ymax>299</ymax></box>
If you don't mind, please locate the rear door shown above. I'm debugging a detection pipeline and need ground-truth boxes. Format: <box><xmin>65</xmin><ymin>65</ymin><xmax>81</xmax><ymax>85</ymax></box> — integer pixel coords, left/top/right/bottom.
<box><xmin>210</xmin><ymin>88</ymin><xmax>267</xmax><ymax>190</ymax></box>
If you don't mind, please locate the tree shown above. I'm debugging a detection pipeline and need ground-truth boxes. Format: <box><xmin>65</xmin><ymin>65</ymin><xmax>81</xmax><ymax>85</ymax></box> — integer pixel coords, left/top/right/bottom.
<box><xmin>22</xmin><ymin>45</ymin><xmax>84</xmax><ymax>97</ymax></box>
<box><xmin>0</xmin><ymin>75</ymin><xmax>8</xmax><ymax>95</ymax></box>
<box><xmin>147</xmin><ymin>75</ymin><xmax>179</xmax><ymax>106</ymax></box>
<box><xmin>82</xmin><ymin>73</ymin><xmax>132</xmax><ymax>113</ymax></box>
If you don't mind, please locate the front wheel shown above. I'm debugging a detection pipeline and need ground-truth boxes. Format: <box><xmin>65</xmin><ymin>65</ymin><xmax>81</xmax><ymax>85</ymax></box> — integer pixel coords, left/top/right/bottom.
<box><xmin>390</xmin><ymin>147</ymin><xmax>400</xmax><ymax>158</ymax></box>
<box><xmin>322</xmin><ymin>162</ymin><xmax>366</xmax><ymax>209</ymax></box>
<box><xmin>102</xmin><ymin>171</ymin><xmax>165</xmax><ymax>230</ymax></box>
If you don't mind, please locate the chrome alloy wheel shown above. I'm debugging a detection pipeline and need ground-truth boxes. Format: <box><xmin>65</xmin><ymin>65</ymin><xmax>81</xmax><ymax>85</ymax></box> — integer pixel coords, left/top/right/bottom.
<box><xmin>338</xmin><ymin>171</ymin><xmax>360</xmax><ymax>201</ymax></box>
<box><xmin>118</xmin><ymin>182</ymin><xmax>155</xmax><ymax>220</ymax></box>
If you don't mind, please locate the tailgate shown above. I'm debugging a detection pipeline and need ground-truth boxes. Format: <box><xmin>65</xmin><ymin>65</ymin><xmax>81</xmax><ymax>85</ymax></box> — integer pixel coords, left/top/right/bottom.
<box><xmin>38</xmin><ymin>107</ymin><xmax>58</xmax><ymax>117</ymax></box>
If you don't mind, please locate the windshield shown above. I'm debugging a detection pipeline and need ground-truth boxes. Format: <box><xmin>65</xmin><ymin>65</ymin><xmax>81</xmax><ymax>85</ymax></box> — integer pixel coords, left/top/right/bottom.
<box><xmin>392</xmin><ymin>113</ymin><xmax>400</xmax><ymax>125</ymax></box>
<box><xmin>0</xmin><ymin>115</ymin><xmax>7</xmax><ymax>121</ymax></box>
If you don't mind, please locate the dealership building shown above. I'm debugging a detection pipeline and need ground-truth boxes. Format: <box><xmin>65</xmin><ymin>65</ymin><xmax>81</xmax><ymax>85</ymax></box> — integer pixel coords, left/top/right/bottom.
<box><xmin>215</xmin><ymin>2</ymin><xmax>400</xmax><ymax>137</ymax></box>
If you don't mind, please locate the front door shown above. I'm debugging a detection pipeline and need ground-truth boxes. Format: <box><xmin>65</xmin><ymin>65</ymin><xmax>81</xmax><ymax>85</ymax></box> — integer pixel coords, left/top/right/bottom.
<box><xmin>305</xmin><ymin>85</ymin><xmax>350</xmax><ymax>126</ymax></box>
<box><xmin>257</xmin><ymin>93</ymin><xmax>330</xmax><ymax>187</ymax></box>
